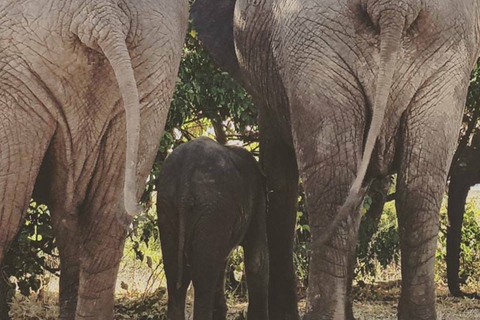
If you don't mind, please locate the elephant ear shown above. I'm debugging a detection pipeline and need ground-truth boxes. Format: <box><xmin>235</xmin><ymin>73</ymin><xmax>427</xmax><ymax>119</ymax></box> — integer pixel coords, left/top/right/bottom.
<box><xmin>191</xmin><ymin>0</ymin><xmax>241</xmax><ymax>79</ymax></box>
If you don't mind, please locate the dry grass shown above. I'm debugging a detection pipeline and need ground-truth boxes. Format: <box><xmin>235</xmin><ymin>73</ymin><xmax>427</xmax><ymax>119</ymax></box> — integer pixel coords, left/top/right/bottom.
<box><xmin>8</xmin><ymin>242</ymin><xmax>480</xmax><ymax>319</ymax></box>
<box><xmin>8</xmin><ymin>282</ymin><xmax>479</xmax><ymax>319</ymax></box>
<box><xmin>350</xmin><ymin>294</ymin><xmax>480</xmax><ymax>320</ymax></box>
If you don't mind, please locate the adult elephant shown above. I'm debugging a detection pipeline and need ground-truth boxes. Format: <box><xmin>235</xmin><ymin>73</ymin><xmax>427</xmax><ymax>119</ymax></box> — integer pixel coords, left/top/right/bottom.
<box><xmin>192</xmin><ymin>0</ymin><xmax>480</xmax><ymax>319</ymax></box>
<box><xmin>0</xmin><ymin>0</ymin><xmax>188</xmax><ymax>319</ymax></box>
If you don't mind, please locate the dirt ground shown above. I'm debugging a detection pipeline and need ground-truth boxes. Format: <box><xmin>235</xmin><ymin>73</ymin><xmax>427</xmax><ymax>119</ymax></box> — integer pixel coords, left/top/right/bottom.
<box><xmin>13</xmin><ymin>284</ymin><xmax>480</xmax><ymax>320</ymax></box>
<box><xmin>225</xmin><ymin>293</ymin><xmax>480</xmax><ymax>320</ymax></box>
<box><xmin>351</xmin><ymin>298</ymin><xmax>480</xmax><ymax>320</ymax></box>
<box><xmin>8</xmin><ymin>285</ymin><xmax>480</xmax><ymax>320</ymax></box>
<box><xmin>8</xmin><ymin>259</ymin><xmax>480</xmax><ymax>319</ymax></box>
<box><xmin>225</xmin><ymin>297</ymin><xmax>480</xmax><ymax>320</ymax></box>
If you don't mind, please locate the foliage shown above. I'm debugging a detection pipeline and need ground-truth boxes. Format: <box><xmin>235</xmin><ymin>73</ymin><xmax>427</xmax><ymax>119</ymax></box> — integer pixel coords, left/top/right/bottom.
<box><xmin>142</xmin><ymin>21</ymin><xmax>257</xmax><ymax>207</ymax></box>
<box><xmin>9</xmin><ymin>293</ymin><xmax>58</xmax><ymax>320</ymax></box>
<box><xmin>450</xmin><ymin>59</ymin><xmax>480</xmax><ymax>177</ymax></box>
<box><xmin>1</xmin><ymin>202</ymin><xmax>57</xmax><ymax>300</ymax></box>
<box><xmin>168</xmin><ymin>25</ymin><xmax>257</xmax><ymax>138</ymax></box>
<box><xmin>124</xmin><ymin>204</ymin><xmax>165</xmax><ymax>298</ymax></box>
<box><xmin>356</xmin><ymin>202</ymin><xmax>400</xmax><ymax>281</ymax></box>
<box><xmin>294</xmin><ymin>186</ymin><xmax>310</xmax><ymax>291</ymax></box>
<box><xmin>115</xmin><ymin>288</ymin><xmax>167</xmax><ymax>320</ymax></box>
<box><xmin>225</xmin><ymin>247</ymin><xmax>247</xmax><ymax>300</ymax></box>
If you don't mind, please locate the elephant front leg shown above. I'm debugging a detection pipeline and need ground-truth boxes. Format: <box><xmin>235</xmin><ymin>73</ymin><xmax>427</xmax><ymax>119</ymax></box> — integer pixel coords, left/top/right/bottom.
<box><xmin>260</xmin><ymin>113</ymin><xmax>300</xmax><ymax>320</ymax></box>
<box><xmin>395</xmin><ymin>91</ymin><xmax>464</xmax><ymax>320</ymax></box>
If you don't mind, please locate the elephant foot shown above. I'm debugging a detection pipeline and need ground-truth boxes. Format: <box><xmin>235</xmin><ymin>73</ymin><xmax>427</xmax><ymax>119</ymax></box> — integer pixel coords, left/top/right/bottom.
<box><xmin>398</xmin><ymin>302</ymin><xmax>436</xmax><ymax>320</ymax></box>
<box><xmin>302</xmin><ymin>313</ymin><xmax>355</xmax><ymax>320</ymax></box>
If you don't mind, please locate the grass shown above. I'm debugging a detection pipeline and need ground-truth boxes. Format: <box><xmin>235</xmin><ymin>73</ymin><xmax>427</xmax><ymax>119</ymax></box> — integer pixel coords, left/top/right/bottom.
<box><xmin>8</xmin><ymin>279</ymin><xmax>480</xmax><ymax>319</ymax></box>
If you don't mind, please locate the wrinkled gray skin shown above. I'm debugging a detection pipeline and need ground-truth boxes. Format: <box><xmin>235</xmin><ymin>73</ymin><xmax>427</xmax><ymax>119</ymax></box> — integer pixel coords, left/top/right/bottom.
<box><xmin>157</xmin><ymin>137</ymin><xmax>269</xmax><ymax>320</ymax></box>
<box><xmin>192</xmin><ymin>0</ymin><xmax>480</xmax><ymax>319</ymax></box>
<box><xmin>0</xmin><ymin>0</ymin><xmax>188</xmax><ymax>319</ymax></box>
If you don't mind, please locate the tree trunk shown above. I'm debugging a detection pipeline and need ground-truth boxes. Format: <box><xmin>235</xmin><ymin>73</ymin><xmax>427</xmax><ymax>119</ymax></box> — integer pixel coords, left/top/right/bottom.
<box><xmin>212</xmin><ymin>119</ymin><xmax>227</xmax><ymax>145</ymax></box>
<box><xmin>446</xmin><ymin>176</ymin><xmax>471</xmax><ymax>297</ymax></box>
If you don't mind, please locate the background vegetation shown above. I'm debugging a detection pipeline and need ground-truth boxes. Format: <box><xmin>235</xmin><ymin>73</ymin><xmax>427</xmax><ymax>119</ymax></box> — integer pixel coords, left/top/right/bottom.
<box><xmin>2</xmin><ymin>23</ymin><xmax>480</xmax><ymax>320</ymax></box>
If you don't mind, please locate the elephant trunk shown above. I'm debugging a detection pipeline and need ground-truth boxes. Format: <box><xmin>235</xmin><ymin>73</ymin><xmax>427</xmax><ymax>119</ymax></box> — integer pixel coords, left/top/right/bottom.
<box><xmin>317</xmin><ymin>11</ymin><xmax>406</xmax><ymax>244</ymax></box>
<box><xmin>99</xmin><ymin>32</ymin><xmax>142</xmax><ymax>218</ymax></box>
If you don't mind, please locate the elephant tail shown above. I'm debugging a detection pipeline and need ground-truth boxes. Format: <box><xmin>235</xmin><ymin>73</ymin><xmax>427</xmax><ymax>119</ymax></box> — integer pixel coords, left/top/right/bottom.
<box><xmin>317</xmin><ymin>13</ymin><xmax>406</xmax><ymax>245</ymax></box>
<box><xmin>98</xmin><ymin>26</ymin><xmax>142</xmax><ymax>218</ymax></box>
<box><xmin>176</xmin><ymin>195</ymin><xmax>190</xmax><ymax>290</ymax></box>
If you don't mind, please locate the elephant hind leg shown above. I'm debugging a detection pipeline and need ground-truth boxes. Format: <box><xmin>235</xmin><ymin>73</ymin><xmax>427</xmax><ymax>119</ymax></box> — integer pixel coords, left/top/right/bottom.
<box><xmin>190</xmin><ymin>229</ymin><xmax>231</xmax><ymax>320</ymax></box>
<box><xmin>288</xmin><ymin>91</ymin><xmax>367</xmax><ymax>319</ymax></box>
<box><xmin>0</xmin><ymin>95</ymin><xmax>55</xmax><ymax>262</ymax></box>
<box><xmin>395</xmin><ymin>166</ymin><xmax>442</xmax><ymax>320</ymax></box>
<box><xmin>158</xmin><ymin>202</ymin><xmax>191</xmax><ymax>320</ymax></box>
<box><xmin>212</xmin><ymin>261</ymin><xmax>228</xmax><ymax>320</ymax></box>
<box><xmin>72</xmin><ymin>133</ymin><xmax>129</xmax><ymax>319</ymax></box>
<box><xmin>395</xmin><ymin>87</ymin><xmax>464</xmax><ymax>320</ymax></box>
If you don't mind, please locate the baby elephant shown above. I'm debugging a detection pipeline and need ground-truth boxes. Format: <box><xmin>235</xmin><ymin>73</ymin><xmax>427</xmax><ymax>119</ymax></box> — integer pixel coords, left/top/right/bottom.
<box><xmin>157</xmin><ymin>137</ymin><xmax>269</xmax><ymax>320</ymax></box>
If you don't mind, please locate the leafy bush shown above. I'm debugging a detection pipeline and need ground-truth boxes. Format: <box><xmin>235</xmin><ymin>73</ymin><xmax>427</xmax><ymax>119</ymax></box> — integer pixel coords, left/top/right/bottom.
<box><xmin>225</xmin><ymin>247</ymin><xmax>247</xmax><ymax>300</ymax></box>
<box><xmin>9</xmin><ymin>293</ymin><xmax>58</xmax><ymax>320</ymax></box>
<box><xmin>1</xmin><ymin>201</ymin><xmax>57</xmax><ymax>296</ymax></box>
<box><xmin>356</xmin><ymin>201</ymin><xmax>400</xmax><ymax>281</ymax></box>
<box><xmin>1</xmin><ymin>201</ymin><xmax>58</xmax><ymax>319</ymax></box>
<box><xmin>294</xmin><ymin>187</ymin><xmax>310</xmax><ymax>292</ymax></box>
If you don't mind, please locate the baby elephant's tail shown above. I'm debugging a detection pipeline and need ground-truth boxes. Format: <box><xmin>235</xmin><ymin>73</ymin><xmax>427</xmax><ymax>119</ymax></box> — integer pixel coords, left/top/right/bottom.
<box><xmin>176</xmin><ymin>193</ymin><xmax>190</xmax><ymax>290</ymax></box>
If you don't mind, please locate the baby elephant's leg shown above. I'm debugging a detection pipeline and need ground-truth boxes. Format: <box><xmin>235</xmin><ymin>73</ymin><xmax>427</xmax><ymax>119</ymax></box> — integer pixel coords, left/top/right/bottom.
<box><xmin>213</xmin><ymin>261</ymin><xmax>228</xmax><ymax>320</ymax></box>
<box><xmin>243</xmin><ymin>209</ymin><xmax>269</xmax><ymax>320</ymax></box>
<box><xmin>158</xmin><ymin>209</ymin><xmax>191</xmax><ymax>320</ymax></box>
<box><xmin>191</xmin><ymin>233</ymin><xmax>229</xmax><ymax>320</ymax></box>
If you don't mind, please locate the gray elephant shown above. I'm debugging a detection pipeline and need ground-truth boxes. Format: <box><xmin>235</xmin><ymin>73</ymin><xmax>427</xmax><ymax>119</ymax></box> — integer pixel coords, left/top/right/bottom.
<box><xmin>192</xmin><ymin>0</ymin><xmax>480</xmax><ymax>319</ymax></box>
<box><xmin>157</xmin><ymin>137</ymin><xmax>269</xmax><ymax>320</ymax></box>
<box><xmin>0</xmin><ymin>0</ymin><xmax>188</xmax><ymax>318</ymax></box>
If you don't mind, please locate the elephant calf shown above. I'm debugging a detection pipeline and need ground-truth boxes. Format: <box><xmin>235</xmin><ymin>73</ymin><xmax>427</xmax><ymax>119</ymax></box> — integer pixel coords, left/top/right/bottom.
<box><xmin>157</xmin><ymin>137</ymin><xmax>269</xmax><ymax>320</ymax></box>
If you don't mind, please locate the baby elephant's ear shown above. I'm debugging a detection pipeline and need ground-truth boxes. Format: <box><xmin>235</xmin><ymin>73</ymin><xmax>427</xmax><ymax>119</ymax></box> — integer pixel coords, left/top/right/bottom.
<box><xmin>191</xmin><ymin>0</ymin><xmax>241</xmax><ymax>79</ymax></box>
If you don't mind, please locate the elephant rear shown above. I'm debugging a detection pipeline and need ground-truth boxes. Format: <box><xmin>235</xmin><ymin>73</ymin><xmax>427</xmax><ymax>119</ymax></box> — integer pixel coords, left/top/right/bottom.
<box><xmin>156</xmin><ymin>137</ymin><xmax>269</xmax><ymax>320</ymax></box>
